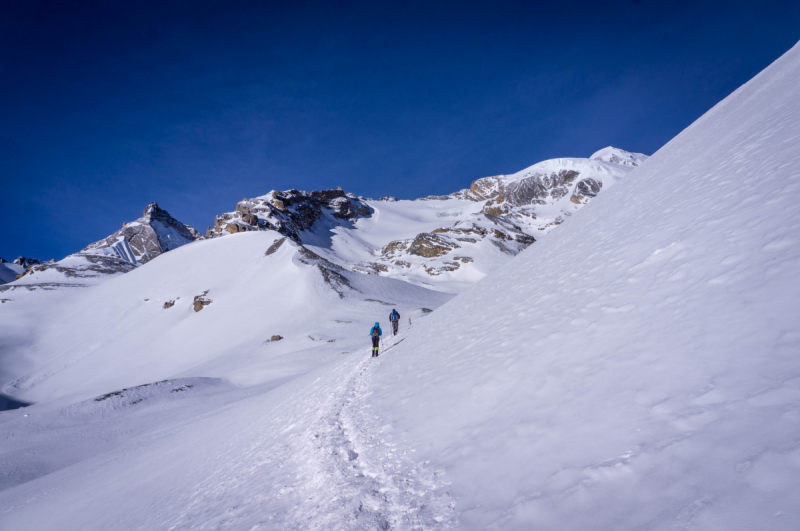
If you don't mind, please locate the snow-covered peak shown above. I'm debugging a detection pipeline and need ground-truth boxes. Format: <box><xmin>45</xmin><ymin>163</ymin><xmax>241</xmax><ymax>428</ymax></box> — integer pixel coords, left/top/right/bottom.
<box><xmin>590</xmin><ymin>146</ymin><xmax>649</xmax><ymax>166</ymax></box>
<box><xmin>84</xmin><ymin>202</ymin><xmax>203</xmax><ymax>265</ymax></box>
<box><xmin>12</xmin><ymin>256</ymin><xmax>43</xmax><ymax>268</ymax></box>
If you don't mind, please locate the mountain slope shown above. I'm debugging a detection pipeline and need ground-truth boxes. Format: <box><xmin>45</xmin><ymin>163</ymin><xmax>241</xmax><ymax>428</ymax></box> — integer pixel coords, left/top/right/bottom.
<box><xmin>1</xmin><ymin>230</ymin><xmax>451</xmax><ymax>404</ymax></box>
<box><xmin>207</xmin><ymin>148</ymin><xmax>646</xmax><ymax>293</ymax></box>
<box><xmin>364</xmin><ymin>41</ymin><xmax>800</xmax><ymax>529</ymax></box>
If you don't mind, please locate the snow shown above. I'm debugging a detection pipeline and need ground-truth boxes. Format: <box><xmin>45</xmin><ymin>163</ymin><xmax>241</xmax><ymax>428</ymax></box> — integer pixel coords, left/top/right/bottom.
<box><xmin>365</xmin><ymin>41</ymin><xmax>800</xmax><ymax>529</ymax></box>
<box><xmin>0</xmin><ymin>39</ymin><xmax>798</xmax><ymax>531</ymax></box>
<box><xmin>590</xmin><ymin>146</ymin><xmax>650</xmax><ymax>166</ymax></box>
<box><xmin>0</xmin><ymin>262</ymin><xmax>24</xmax><ymax>285</ymax></box>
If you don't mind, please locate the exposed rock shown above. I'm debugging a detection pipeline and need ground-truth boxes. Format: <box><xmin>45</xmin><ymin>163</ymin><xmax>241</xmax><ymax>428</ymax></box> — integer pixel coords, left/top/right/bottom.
<box><xmin>193</xmin><ymin>291</ymin><xmax>212</xmax><ymax>312</ymax></box>
<box><xmin>378</xmin><ymin>196</ymin><xmax>398</xmax><ymax>202</ymax></box>
<box><xmin>14</xmin><ymin>253</ymin><xmax>136</xmax><ymax>281</ymax></box>
<box><xmin>352</xmin><ymin>262</ymin><xmax>389</xmax><ymax>275</ymax></box>
<box><xmin>570</xmin><ymin>178</ymin><xmax>603</xmax><ymax>204</ymax></box>
<box><xmin>208</xmin><ymin>189</ymin><xmax>371</xmax><ymax>242</ymax></box>
<box><xmin>265</xmin><ymin>237</ymin><xmax>287</xmax><ymax>256</ymax></box>
<box><xmin>381</xmin><ymin>240</ymin><xmax>410</xmax><ymax>257</ymax></box>
<box><xmin>424</xmin><ymin>262</ymin><xmax>461</xmax><ymax>276</ymax></box>
<box><xmin>84</xmin><ymin>202</ymin><xmax>203</xmax><ymax>265</ymax></box>
<box><xmin>408</xmin><ymin>233</ymin><xmax>460</xmax><ymax>258</ymax></box>
<box><xmin>296</xmin><ymin>246</ymin><xmax>357</xmax><ymax>298</ymax></box>
<box><xmin>163</xmin><ymin>301</ymin><xmax>175</xmax><ymax>309</ymax></box>
<box><xmin>13</xmin><ymin>256</ymin><xmax>43</xmax><ymax>268</ymax></box>
<box><xmin>270</xmin><ymin>335</ymin><xmax>283</xmax><ymax>341</ymax></box>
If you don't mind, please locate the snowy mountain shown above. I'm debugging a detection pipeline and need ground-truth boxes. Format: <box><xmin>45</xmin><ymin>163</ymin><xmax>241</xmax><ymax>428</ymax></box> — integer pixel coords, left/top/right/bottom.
<box><xmin>2</xmin><ymin>35</ymin><xmax>799</xmax><ymax>531</ymax></box>
<box><xmin>4</xmin><ymin>202</ymin><xmax>202</xmax><ymax>292</ymax></box>
<box><xmin>84</xmin><ymin>201</ymin><xmax>204</xmax><ymax>265</ymax></box>
<box><xmin>206</xmin><ymin>147</ymin><xmax>646</xmax><ymax>293</ymax></box>
<box><xmin>0</xmin><ymin>260</ymin><xmax>25</xmax><ymax>285</ymax></box>
<box><xmin>11</xmin><ymin>256</ymin><xmax>43</xmax><ymax>268</ymax></box>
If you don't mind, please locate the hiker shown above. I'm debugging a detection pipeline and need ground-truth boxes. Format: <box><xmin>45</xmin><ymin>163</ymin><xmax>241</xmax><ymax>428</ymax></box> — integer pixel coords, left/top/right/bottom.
<box><xmin>370</xmin><ymin>322</ymin><xmax>382</xmax><ymax>357</ymax></box>
<box><xmin>389</xmin><ymin>309</ymin><xmax>400</xmax><ymax>336</ymax></box>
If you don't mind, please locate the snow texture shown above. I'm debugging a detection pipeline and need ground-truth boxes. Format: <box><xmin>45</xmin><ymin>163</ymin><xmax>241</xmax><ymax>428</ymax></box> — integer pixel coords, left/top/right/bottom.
<box><xmin>367</xmin><ymin>40</ymin><xmax>800</xmax><ymax>529</ymax></box>
<box><xmin>0</xmin><ymin>39</ymin><xmax>799</xmax><ymax>531</ymax></box>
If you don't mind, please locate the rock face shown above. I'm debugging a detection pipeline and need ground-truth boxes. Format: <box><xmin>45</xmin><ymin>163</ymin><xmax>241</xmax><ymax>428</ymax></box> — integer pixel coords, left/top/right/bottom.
<box><xmin>5</xmin><ymin>203</ymin><xmax>202</xmax><ymax>291</ymax></box>
<box><xmin>207</xmin><ymin>189</ymin><xmax>372</xmax><ymax>242</ymax></box>
<box><xmin>13</xmin><ymin>256</ymin><xmax>44</xmax><ymax>268</ymax></box>
<box><xmin>193</xmin><ymin>291</ymin><xmax>212</xmax><ymax>312</ymax></box>
<box><xmin>84</xmin><ymin>202</ymin><xmax>203</xmax><ymax>265</ymax></box>
<box><xmin>16</xmin><ymin>255</ymin><xmax>136</xmax><ymax>283</ymax></box>
<box><xmin>361</xmin><ymin>148</ymin><xmax>647</xmax><ymax>285</ymax></box>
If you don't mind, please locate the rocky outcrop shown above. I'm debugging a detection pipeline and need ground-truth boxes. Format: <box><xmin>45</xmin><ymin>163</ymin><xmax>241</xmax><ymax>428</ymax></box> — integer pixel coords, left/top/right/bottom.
<box><xmin>296</xmin><ymin>246</ymin><xmax>358</xmax><ymax>299</ymax></box>
<box><xmin>270</xmin><ymin>335</ymin><xmax>283</xmax><ymax>342</ymax></box>
<box><xmin>408</xmin><ymin>233</ymin><xmax>460</xmax><ymax>258</ymax></box>
<box><xmin>265</xmin><ymin>237</ymin><xmax>287</xmax><ymax>256</ymax></box>
<box><xmin>193</xmin><ymin>291</ymin><xmax>212</xmax><ymax>312</ymax></box>
<box><xmin>163</xmin><ymin>300</ymin><xmax>175</xmax><ymax>309</ymax></box>
<box><xmin>13</xmin><ymin>254</ymin><xmax>135</xmax><ymax>282</ymax></box>
<box><xmin>84</xmin><ymin>202</ymin><xmax>203</xmax><ymax>265</ymax></box>
<box><xmin>481</xmin><ymin>169</ymin><xmax>580</xmax><ymax>216</ymax></box>
<box><xmin>208</xmin><ymin>189</ymin><xmax>372</xmax><ymax>242</ymax></box>
<box><xmin>570</xmin><ymin>178</ymin><xmax>602</xmax><ymax>204</ymax></box>
<box><xmin>13</xmin><ymin>256</ymin><xmax>44</xmax><ymax>268</ymax></box>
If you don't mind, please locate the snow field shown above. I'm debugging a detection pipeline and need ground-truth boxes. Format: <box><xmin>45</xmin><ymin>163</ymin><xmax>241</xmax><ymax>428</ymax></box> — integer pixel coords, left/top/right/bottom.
<box><xmin>365</xmin><ymin>41</ymin><xmax>800</xmax><ymax>529</ymax></box>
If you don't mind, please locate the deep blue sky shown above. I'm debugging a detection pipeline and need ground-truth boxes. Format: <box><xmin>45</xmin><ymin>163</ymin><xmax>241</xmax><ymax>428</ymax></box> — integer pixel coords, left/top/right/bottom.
<box><xmin>2</xmin><ymin>0</ymin><xmax>800</xmax><ymax>261</ymax></box>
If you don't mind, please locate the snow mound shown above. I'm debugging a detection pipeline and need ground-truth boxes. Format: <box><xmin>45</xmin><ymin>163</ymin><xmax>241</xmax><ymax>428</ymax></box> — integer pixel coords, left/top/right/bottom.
<box><xmin>590</xmin><ymin>146</ymin><xmax>649</xmax><ymax>166</ymax></box>
<box><xmin>367</xmin><ymin>42</ymin><xmax>800</xmax><ymax>529</ymax></box>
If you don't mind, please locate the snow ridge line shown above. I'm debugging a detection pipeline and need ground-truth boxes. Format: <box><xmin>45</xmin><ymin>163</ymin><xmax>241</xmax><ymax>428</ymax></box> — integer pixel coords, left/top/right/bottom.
<box><xmin>286</xmin><ymin>341</ymin><xmax>457</xmax><ymax>530</ymax></box>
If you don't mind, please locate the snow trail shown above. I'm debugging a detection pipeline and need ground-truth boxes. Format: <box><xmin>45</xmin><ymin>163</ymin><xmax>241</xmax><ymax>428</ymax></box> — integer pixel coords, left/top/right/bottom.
<box><xmin>287</xmin><ymin>336</ymin><xmax>457</xmax><ymax>530</ymax></box>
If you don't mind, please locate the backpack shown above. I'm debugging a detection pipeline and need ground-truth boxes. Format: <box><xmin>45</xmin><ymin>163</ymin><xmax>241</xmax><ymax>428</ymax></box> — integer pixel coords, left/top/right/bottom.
<box><xmin>372</xmin><ymin>327</ymin><xmax>380</xmax><ymax>338</ymax></box>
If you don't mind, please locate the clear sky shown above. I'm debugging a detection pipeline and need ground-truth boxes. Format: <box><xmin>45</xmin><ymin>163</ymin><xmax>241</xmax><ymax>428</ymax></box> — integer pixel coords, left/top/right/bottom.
<box><xmin>2</xmin><ymin>0</ymin><xmax>800</xmax><ymax>261</ymax></box>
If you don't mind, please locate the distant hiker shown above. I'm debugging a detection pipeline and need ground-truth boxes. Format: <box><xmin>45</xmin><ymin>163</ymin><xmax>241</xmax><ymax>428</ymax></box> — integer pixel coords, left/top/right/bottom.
<box><xmin>370</xmin><ymin>322</ymin><xmax>382</xmax><ymax>357</ymax></box>
<box><xmin>389</xmin><ymin>309</ymin><xmax>400</xmax><ymax>336</ymax></box>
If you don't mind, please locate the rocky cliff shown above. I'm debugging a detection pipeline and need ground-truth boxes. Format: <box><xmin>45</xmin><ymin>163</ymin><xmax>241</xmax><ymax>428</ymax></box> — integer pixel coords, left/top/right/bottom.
<box><xmin>84</xmin><ymin>202</ymin><xmax>203</xmax><ymax>265</ymax></box>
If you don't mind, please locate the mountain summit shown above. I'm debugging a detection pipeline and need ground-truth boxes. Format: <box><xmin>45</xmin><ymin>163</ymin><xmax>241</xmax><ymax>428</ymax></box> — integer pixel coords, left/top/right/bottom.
<box><xmin>84</xmin><ymin>202</ymin><xmax>203</xmax><ymax>265</ymax></box>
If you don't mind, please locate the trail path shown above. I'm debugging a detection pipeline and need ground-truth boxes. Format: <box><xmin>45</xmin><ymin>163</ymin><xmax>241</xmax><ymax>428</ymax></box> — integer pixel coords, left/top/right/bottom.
<box><xmin>285</xmin><ymin>332</ymin><xmax>457</xmax><ymax>530</ymax></box>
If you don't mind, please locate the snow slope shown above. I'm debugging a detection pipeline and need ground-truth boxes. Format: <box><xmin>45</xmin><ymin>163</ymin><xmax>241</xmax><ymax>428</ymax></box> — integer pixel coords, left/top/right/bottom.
<box><xmin>364</xmin><ymin>41</ymin><xmax>800</xmax><ymax>529</ymax></box>
<box><xmin>1</xmin><ymin>231</ymin><xmax>450</xmax><ymax>404</ymax></box>
<box><xmin>0</xmin><ymin>262</ymin><xmax>23</xmax><ymax>285</ymax></box>
<box><xmin>1</xmin><ymin>39</ymin><xmax>797</xmax><ymax>531</ymax></box>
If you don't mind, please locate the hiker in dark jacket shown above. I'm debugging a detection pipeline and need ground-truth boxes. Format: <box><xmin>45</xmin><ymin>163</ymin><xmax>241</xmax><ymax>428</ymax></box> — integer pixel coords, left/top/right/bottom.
<box><xmin>389</xmin><ymin>309</ymin><xmax>400</xmax><ymax>336</ymax></box>
<box><xmin>370</xmin><ymin>322</ymin><xmax>382</xmax><ymax>357</ymax></box>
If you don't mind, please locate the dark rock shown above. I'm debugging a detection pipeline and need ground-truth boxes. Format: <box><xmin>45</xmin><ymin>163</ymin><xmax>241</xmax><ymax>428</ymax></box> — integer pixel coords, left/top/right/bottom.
<box><xmin>163</xmin><ymin>301</ymin><xmax>175</xmax><ymax>309</ymax></box>
<box><xmin>13</xmin><ymin>256</ymin><xmax>43</xmax><ymax>268</ymax></box>
<box><xmin>270</xmin><ymin>335</ymin><xmax>283</xmax><ymax>341</ymax></box>
<box><xmin>265</xmin><ymin>237</ymin><xmax>287</xmax><ymax>256</ymax></box>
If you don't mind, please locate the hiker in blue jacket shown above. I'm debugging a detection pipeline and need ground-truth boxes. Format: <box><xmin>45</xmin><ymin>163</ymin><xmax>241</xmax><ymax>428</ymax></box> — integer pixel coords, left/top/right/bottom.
<box><xmin>370</xmin><ymin>322</ymin><xmax>382</xmax><ymax>357</ymax></box>
<box><xmin>389</xmin><ymin>309</ymin><xmax>400</xmax><ymax>336</ymax></box>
